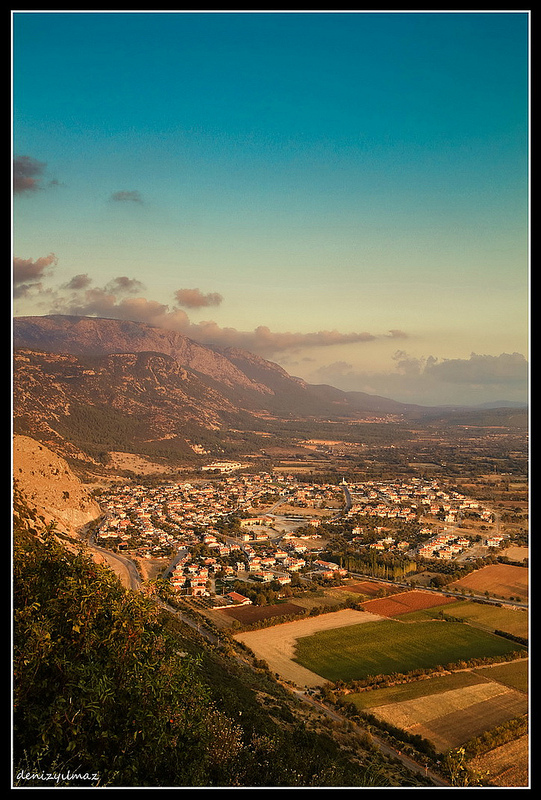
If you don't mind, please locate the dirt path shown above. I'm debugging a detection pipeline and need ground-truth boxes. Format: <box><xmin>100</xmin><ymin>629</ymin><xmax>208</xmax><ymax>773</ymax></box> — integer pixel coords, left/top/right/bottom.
<box><xmin>234</xmin><ymin>609</ymin><xmax>382</xmax><ymax>688</ymax></box>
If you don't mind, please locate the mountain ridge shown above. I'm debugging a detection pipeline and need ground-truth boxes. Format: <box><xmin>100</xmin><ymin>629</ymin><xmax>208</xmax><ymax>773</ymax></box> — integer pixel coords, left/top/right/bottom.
<box><xmin>12</xmin><ymin>314</ymin><xmax>440</xmax><ymax>416</ymax></box>
<box><xmin>12</xmin><ymin>315</ymin><xmax>527</xmax><ymax>472</ymax></box>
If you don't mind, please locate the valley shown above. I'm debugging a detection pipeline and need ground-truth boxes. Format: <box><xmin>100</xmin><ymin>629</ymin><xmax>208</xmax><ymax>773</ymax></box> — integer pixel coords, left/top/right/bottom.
<box><xmin>12</xmin><ymin>315</ymin><xmax>529</xmax><ymax>788</ymax></box>
<box><xmin>56</xmin><ymin>461</ymin><xmax>529</xmax><ymax>786</ymax></box>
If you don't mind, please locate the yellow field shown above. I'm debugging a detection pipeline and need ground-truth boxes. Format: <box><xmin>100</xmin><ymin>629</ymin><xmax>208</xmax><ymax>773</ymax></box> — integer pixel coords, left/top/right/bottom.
<box><xmin>370</xmin><ymin>681</ymin><xmax>527</xmax><ymax>757</ymax></box>
<box><xmin>449</xmin><ymin>564</ymin><xmax>528</xmax><ymax>602</ymax></box>
<box><xmin>469</xmin><ymin>735</ymin><xmax>529</xmax><ymax>787</ymax></box>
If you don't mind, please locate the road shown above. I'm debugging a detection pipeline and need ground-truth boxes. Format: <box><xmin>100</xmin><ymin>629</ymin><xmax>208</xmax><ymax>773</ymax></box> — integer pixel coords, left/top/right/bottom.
<box><xmin>85</xmin><ymin>540</ymin><xmax>142</xmax><ymax>591</ymax></box>
<box><xmin>156</xmin><ymin>599</ymin><xmax>222</xmax><ymax>645</ymax></box>
<box><xmin>341</xmin><ymin>482</ymin><xmax>352</xmax><ymax>511</ymax></box>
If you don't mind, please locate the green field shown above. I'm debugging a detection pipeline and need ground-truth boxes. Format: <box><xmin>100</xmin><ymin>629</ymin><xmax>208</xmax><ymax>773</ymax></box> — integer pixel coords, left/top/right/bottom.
<box><xmin>401</xmin><ymin>600</ymin><xmax>529</xmax><ymax>639</ymax></box>
<box><xmin>474</xmin><ymin>658</ymin><xmax>529</xmax><ymax>693</ymax></box>
<box><xmin>293</xmin><ymin>619</ymin><xmax>527</xmax><ymax>683</ymax></box>
<box><xmin>346</xmin><ymin>670</ymin><xmax>488</xmax><ymax>711</ymax></box>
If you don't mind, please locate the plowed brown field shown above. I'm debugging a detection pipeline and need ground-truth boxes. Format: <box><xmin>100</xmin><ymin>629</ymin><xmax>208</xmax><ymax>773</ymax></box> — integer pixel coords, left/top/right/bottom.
<box><xmin>221</xmin><ymin>602</ymin><xmax>305</xmax><ymax>624</ymax></box>
<box><xmin>449</xmin><ymin>564</ymin><xmax>528</xmax><ymax>602</ymax></box>
<box><xmin>360</xmin><ymin>590</ymin><xmax>458</xmax><ymax>617</ymax></box>
<box><xmin>372</xmin><ymin>682</ymin><xmax>528</xmax><ymax>755</ymax></box>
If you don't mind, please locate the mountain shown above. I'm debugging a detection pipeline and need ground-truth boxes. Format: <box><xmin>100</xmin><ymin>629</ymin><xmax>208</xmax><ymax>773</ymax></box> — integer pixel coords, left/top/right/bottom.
<box><xmin>13</xmin><ymin>315</ymin><xmax>416</xmax><ymax>416</ymax></box>
<box><xmin>12</xmin><ymin>315</ymin><xmax>526</xmax><ymax>471</ymax></box>
<box><xmin>13</xmin><ymin>315</ymin><xmax>275</xmax><ymax>395</ymax></box>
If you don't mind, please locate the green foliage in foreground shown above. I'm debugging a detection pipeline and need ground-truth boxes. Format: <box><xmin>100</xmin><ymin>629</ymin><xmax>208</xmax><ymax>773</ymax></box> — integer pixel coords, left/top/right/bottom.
<box><xmin>293</xmin><ymin>619</ymin><xmax>527</xmax><ymax>684</ymax></box>
<box><xmin>14</xmin><ymin>529</ymin><xmax>223</xmax><ymax>787</ymax></box>
<box><xmin>13</xmin><ymin>516</ymin><xmax>420</xmax><ymax>788</ymax></box>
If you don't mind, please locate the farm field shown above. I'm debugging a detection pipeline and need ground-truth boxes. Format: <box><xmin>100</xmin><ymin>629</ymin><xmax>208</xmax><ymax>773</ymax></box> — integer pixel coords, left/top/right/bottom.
<box><xmin>292</xmin><ymin>619</ymin><xmax>527</xmax><ymax>684</ymax></box>
<box><xmin>449</xmin><ymin>564</ymin><xmax>528</xmax><ymax>602</ymax></box>
<box><xmin>359</xmin><ymin>590</ymin><xmax>459</xmax><ymax>617</ymax></box>
<box><xmin>401</xmin><ymin>599</ymin><xmax>529</xmax><ymax>639</ymax></box>
<box><xmin>503</xmin><ymin>545</ymin><xmax>528</xmax><ymax>563</ymax></box>
<box><xmin>469</xmin><ymin>735</ymin><xmax>529</xmax><ymax>787</ymax></box>
<box><xmin>345</xmin><ymin>655</ymin><xmax>528</xmax><ymax>784</ymax></box>
<box><xmin>290</xmin><ymin>587</ymin><xmax>369</xmax><ymax>610</ymax></box>
<box><xmin>368</xmin><ymin>680</ymin><xmax>527</xmax><ymax>755</ymax></box>
<box><xmin>233</xmin><ymin>609</ymin><xmax>382</xmax><ymax>687</ymax></box>
<box><xmin>474</xmin><ymin>658</ymin><xmax>529</xmax><ymax>693</ymax></box>
<box><xmin>348</xmin><ymin>670</ymin><xmax>491</xmax><ymax>711</ymax></box>
<box><xmin>220</xmin><ymin>601</ymin><xmax>305</xmax><ymax>624</ymax></box>
<box><xmin>337</xmin><ymin>580</ymin><xmax>393</xmax><ymax>597</ymax></box>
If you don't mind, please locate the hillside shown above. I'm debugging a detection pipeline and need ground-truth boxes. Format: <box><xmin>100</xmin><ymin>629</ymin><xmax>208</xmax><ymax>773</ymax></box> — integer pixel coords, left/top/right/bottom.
<box><xmin>13</xmin><ymin>435</ymin><xmax>101</xmax><ymax>531</ymax></box>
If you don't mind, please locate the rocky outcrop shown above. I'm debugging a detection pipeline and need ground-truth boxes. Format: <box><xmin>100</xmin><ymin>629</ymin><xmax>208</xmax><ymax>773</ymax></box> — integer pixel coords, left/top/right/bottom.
<box><xmin>13</xmin><ymin>435</ymin><xmax>101</xmax><ymax>533</ymax></box>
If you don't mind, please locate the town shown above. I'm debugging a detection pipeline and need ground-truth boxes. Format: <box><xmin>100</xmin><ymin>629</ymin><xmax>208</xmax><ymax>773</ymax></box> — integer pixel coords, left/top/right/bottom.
<box><xmin>93</xmin><ymin>466</ymin><xmax>514</xmax><ymax>604</ymax></box>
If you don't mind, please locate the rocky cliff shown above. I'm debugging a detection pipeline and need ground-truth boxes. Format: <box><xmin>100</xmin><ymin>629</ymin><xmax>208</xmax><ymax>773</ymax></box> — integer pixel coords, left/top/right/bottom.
<box><xmin>13</xmin><ymin>435</ymin><xmax>101</xmax><ymax>532</ymax></box>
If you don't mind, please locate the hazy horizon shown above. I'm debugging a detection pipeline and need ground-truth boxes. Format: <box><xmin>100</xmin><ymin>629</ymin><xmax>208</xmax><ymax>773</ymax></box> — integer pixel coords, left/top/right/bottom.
<box><xmin>13</xmin><ymin>11</ymin><xmax>529</xmax><ymax>406</ymax></box>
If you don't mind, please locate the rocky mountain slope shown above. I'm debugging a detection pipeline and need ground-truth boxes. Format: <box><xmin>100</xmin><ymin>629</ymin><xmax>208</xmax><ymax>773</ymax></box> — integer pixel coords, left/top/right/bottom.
<box><xmin>12</xmin><ymin>315</ymin><xmax>421</xmax><ymax>466</ymax></box>
<box><xmin>13</xmin><ymin>315</ymin><xmax>419</xmax><ymax>417</ymax></box>
<box><xmin>13</xmin><ymin>314</ymin><xmax>275</xmax><ymax>395</ymax></box>
<box><xmin>13</xmin><ymin>435</ymin><xmax>101</xmax><ymax>531</ymax></box>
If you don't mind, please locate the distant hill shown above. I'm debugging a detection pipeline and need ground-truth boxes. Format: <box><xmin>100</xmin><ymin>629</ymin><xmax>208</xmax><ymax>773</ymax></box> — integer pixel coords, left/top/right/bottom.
<box><xmin>12</xmin><ymin>315</ymin><xmax>527</xmax><ymax>470</ymax></box>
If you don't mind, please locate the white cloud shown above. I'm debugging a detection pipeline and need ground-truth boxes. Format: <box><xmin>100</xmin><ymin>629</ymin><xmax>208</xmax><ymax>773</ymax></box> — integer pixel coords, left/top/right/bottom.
<box><xmin>308</xmin><ymin>350</ymin><xmax>528</xmax><ymax>406</ymax></box>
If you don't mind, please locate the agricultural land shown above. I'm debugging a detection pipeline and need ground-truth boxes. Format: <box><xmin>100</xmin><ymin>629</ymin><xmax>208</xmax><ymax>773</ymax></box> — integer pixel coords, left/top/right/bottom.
<box><xmin>14</xmin><ymin>431</ymin><xmax>529</xmax><ymax>787</ymax></box>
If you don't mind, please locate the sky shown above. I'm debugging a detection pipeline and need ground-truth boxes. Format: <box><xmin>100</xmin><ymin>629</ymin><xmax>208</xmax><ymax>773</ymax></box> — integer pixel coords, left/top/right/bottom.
<box><xmin>12</xmin><ymin>10</ymin><xmax>529</xmax><ymax>406</ymax></box>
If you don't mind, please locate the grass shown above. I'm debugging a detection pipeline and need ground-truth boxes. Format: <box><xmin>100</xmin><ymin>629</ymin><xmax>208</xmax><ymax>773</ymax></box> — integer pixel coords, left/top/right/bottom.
<box><xmin>400</xmin><ymin>600</ymin><xmax>528</xmax><ymax>639</ymax></box>
<box><xmin>474</xmin><ymin>658</ymin><xmax>529</xmax><ymax>693</ymax></box>
<box><xmin>346</xmin><ymin>671</ymin><xmax>489</xmax><ymax>711</ymax></box>
<box><xmin>293</xmin><ymin>619</ymin><xmax>526</xmax><ymax>683</ymax></box>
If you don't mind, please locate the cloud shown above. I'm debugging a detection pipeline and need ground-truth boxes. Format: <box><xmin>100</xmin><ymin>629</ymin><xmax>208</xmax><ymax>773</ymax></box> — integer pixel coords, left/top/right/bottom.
<box><xmin>424</xmin><ymin>352</ymin><xmax>528</xmax><ymax>385</ymax></box>
<box><xmin>19</xmin><ymin>264</ymin><xmax>383</xmax><ymax>356</ymax></box>
<box><xmin>391</xmin><ymin>350</ymin><xmax>436</xmax><ymax>377</ymax></box>
<box><xmin>47</xmin><ymin>283</ymin><xmax>377</xmax><ymax>355</ymax></box>
<box><xmin>110</xmin><ymin>190</ymin><xmax>143</xmax><ymax>204</ymax></box>
<box><xmin>388</xmin><ymin>350</ymin><xmax>528</xmax><ymax>386</ymax></box>
<box><xmin>12</xmin><ymin>260</ymin><xmax>527</xmax><ymax>405</ymax></box>
<box><xmin>13</xmin><ymin>156</ymin><xmax>47</xmax><ymax>194</ymax></box>
<box><xmin>386</xmin><ymin>329</ymin><xmax>409</xmax><ymax>339</ymax></box>
<box><xmin>309</xmin><ymin>350</ymin><xmax>528</xmax><ymax>406</ymax></box>
<box><xmin>13</xmin><ymin>155</ymin><xmax>60</xmax><ymax>194</ymax></box>
<box><xmin>13</xmin><ymin>253</ymin><xmax>58</xmax><ymax>297</ymax></box>
<box><xmin>309</xmin><ymin>361</ymin><xmax>356</xmax><ymax>383</ymax></box>
<box><xmin>218</xmin><ymin>326</ymin><xmax>376</xmax><ymax>355</ymax></box>
<box><xmin>105</xmin><ymin>276</ymin><xmax>145</xmax><ymax>294</ymax></box>
<box><xmin>63</xmin><ymin>274</ymin><xmax>93</xmax><ymax>291</ymax></box>
<box><xmin>175</xmin><ymin>288</ymin><xmax>224</xmax><ymax>309</ymax></box>
<box><xmin>12</xmin><ymin>257</ymin><xmax>412</xmax><ymax>372</ymax></box>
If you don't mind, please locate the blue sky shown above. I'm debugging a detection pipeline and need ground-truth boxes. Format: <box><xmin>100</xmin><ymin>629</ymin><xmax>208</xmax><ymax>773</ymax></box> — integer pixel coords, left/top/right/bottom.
<box><xmin>12</xmin><ymin>10</ymin><xmax>529</xmax><ymax>405</ymax></box>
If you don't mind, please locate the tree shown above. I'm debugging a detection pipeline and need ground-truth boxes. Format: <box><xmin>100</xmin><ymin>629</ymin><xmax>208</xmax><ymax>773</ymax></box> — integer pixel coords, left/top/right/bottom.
<box><xmin>443</xmin><ymin>748</ymin><xmax>484</xmax><ymax>787</ymax></box>
<box><xmin>13</xmin><ymin>528</ymin><xmax>243</xmax><ymax>786</ymax></box>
